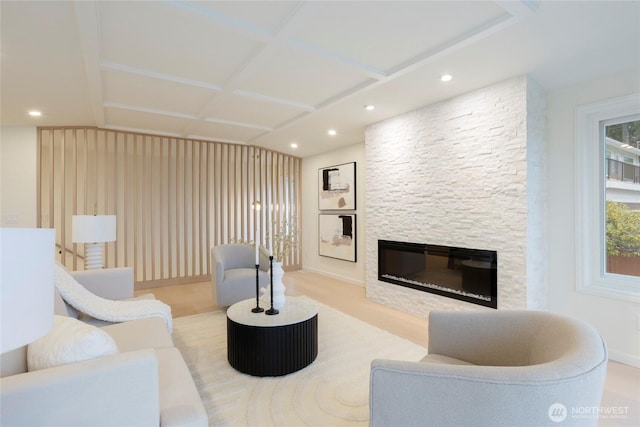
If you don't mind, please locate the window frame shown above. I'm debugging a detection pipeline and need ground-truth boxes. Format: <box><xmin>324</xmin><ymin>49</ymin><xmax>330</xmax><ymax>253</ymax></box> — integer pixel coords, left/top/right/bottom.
<box><xmin>575</xmin><ymin>93</ymin><xmax>640</xmax><ymax>302</ymax></box>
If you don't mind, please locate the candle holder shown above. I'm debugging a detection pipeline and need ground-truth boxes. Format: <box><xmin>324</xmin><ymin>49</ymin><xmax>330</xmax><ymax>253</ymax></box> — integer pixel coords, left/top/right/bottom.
<box><xmin>251</xmin><ymin>264</ymin><xmax>264</xmax><ymax>313</ymax></box>
<box><xmin>265</xmin><ymin>255</ymin><xmax>279</xmax><ymax>315</ymax></box>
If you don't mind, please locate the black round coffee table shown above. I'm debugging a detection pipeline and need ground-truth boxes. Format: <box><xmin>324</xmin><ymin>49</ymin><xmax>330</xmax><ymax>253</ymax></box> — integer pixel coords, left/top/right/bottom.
<box><xmin>226</xmin><ymin>297</ymin><xmax>318</xmax><ymax>377</ymax></box>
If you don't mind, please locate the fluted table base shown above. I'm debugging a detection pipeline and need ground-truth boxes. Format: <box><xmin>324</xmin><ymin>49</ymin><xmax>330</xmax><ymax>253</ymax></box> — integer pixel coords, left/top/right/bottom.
<box><xmin>226</xmin><ymin>298</ymin><xmax>318</xmax><ymax>377</ymax></box>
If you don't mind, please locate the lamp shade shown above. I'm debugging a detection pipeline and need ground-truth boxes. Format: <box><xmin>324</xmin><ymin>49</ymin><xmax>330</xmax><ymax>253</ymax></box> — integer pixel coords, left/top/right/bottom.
<box><xmin>0</xmin><ymin>228</ymin><xmax>56</xmax><ymax>353</ymax></box>
<box><xmin>72</xmin><ymin>215</ymin><xmax>116</xmax><ymax>243</ymax></box>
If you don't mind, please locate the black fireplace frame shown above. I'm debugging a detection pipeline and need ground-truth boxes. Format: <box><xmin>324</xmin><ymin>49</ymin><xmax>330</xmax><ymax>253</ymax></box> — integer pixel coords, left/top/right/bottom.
<box><xmin>378</xmin><ymin>240</ymin><xmax>498</xmax><ymax>309</ymax></box>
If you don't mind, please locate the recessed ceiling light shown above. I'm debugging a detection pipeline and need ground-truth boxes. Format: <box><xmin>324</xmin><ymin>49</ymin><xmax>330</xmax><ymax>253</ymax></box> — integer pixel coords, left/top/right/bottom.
<box><xmin>290</xmin><ymin>142</ymin><xmax>298</xmax><ymax>149</ymax></box>
<box><xmin>365</xmin><ymin>105</ymin><xmax>375</xmax><ymax>111</ymax></box>
<box><xmin>440</xmin><ymin>74</ymin><xmax>453</xmax><ymax>82</ymax></box>
<box><xmin>328</xmin><ymin>129</ymin><xmax>337</xmax><ymax>136</ymax></box>
<box><xmin>28</xmin><ymin>110</ymin><xmax>42</xmax><ymax>117</ymax></box>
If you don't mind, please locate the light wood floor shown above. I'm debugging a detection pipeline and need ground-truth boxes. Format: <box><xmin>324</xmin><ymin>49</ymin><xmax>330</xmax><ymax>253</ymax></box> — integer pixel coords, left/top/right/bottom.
<box><xmin>137</xmin><ymin>270</ymin><xmax>640</xmax><ymax>425</ymax></box>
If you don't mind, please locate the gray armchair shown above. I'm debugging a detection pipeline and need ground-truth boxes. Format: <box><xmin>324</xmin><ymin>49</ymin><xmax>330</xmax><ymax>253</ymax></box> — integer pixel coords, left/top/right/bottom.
<box><xmin>370</xmin><ymin>310</ymin><xmax>608</xmax><ymax>427</ymax></box>
<box><xmin>211</xmin><ymin>244</ymin><xmax>269</xmax><ymax>307</ymax></box>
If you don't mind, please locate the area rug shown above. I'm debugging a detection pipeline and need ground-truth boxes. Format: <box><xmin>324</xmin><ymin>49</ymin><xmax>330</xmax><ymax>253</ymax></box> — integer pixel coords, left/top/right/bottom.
<box><xmin>172</xmin><ymin>296</ymin><xmax>426</xmax><ymax>426</ymax></box>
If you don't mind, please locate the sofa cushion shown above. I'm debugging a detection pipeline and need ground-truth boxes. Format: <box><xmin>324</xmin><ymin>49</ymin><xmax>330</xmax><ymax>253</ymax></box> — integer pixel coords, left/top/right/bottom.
<box><xmin>420</xmin><ymin>353</ymin><xmax>475</xmax><ymax>366</ymax></box>
<box><xmin>101</xmin><ymin>317</ymin><xmax>174</xmax><ymax>352</ymax></box>
<box><xmin>27</xmin><ymin>315</ymin><xmax>119</xmax><ymax>371</ymax></box>
<box><xmin>156</xmin><ymin>348</ymin><xmax>209</xmax><ymax>427</ymax></box>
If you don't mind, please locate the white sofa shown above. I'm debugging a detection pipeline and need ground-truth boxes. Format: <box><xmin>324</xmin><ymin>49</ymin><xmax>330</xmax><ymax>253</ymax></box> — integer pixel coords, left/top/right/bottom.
<box><xmin>0</xmin><ymin>268</ymin><xmax>208</xmax><ymax>427</ymax></box>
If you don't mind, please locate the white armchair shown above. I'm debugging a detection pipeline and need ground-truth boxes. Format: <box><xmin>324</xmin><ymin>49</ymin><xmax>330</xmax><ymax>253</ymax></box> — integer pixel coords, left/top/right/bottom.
<box><xmin>370</xmin><ymin>310</ymin><xmax>608</xmax><ymax>427</ymax></box>
<box><xmin>211</xmin><ymin>244</ymin><xmax>269</xmax><ymax>307</ymax></box>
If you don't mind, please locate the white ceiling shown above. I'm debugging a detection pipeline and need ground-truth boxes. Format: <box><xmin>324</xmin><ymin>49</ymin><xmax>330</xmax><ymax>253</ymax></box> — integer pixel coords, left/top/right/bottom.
<box><xmin>1</xmin><ymin>1</ymin><xmax>639</xmax><ymax>158</ymax></box>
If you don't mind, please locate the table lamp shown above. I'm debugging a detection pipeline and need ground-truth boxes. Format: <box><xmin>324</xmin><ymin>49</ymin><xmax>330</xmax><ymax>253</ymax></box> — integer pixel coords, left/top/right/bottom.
<box><xmin>72</xmin><ymin>215</ymin><xmax>116</xmax><ymax>269</ymax></box>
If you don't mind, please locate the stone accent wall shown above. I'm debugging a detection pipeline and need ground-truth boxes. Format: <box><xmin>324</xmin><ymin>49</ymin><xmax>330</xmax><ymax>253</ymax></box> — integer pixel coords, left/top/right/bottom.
<box><xmin>364</xmin><ymin>76</ymin><xmax>547</xmax><ymax>315</ymax></box>
<box><xmin>525</xmin><ymin>79</ymin><xmax>548</xmax><ymax>309</ymax></box>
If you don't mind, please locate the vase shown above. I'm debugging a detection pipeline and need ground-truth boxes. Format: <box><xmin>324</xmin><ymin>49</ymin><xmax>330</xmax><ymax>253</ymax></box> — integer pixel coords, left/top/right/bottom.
<box><xmin>260</xmin><ymin>261</ymin><xmax>286</xmax><ymax>309</ymax></box>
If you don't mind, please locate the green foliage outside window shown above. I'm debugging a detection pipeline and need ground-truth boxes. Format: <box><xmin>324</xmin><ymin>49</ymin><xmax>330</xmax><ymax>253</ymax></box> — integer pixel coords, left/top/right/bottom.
<box><xmin>606</xmin><ymin>120</ymin><xmax>640</xmax><ymax>146</ymax></box>
<box><xmin>606</xmin><ymin>201</ymin><xmax>640</xmax><ymax>256</ymax></box>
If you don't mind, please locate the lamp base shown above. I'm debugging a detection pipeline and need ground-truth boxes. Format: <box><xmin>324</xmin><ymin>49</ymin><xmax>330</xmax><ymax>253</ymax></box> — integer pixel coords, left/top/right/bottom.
<box><xmin>84</xmin><ymin>243</ymin><xmax>104</xmax><ymax>269</ymax></box>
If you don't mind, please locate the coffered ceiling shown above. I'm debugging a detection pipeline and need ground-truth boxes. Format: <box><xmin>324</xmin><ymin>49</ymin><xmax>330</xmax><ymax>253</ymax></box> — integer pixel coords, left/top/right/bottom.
<box><xmin>1</xmin><ymin>1</ymin><xmax>639</xmax><ymax>157</ymax></box>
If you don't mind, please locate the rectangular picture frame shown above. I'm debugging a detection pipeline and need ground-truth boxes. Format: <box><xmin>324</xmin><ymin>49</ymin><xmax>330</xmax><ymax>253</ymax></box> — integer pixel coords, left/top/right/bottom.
<box><xmin>318</xmin><ymin>162</ymin><xmax>356</xmax><ymax>210</ymax></box>
<box><xmin>318</xmin><ymin>213</ymin><xmax>356</xmax><ymax>262</ymax></box>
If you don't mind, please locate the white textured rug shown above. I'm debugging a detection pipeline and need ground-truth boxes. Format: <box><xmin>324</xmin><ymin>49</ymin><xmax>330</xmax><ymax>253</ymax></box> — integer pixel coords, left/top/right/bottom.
<box><xmin>172</xmin><ymin>296</ymin><xmax>426</xmax><ymax>426</ymax></box>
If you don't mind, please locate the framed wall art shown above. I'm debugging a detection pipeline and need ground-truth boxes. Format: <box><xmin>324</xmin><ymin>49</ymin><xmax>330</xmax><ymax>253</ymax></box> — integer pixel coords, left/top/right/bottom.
<box><xmin>318</xmin><ymin>162</ymin><xmax>356</xmax><ymax>210</ymax></box>
<box><xmin>318</xmin><ymin>213</ymin><xmax>356</xmax><ymax>262</ymax></box>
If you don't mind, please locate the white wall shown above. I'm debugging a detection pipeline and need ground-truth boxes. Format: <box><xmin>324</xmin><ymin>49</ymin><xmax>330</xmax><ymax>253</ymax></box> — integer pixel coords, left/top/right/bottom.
<box><xmin>301</xmin><ymin>143</ymin><xmax>366</xmax><ymax>285</ymax></box>
<box><xmin>0</xmin><ymin>126</ymin><xmax>38</xmax><ymax>227</ymax></box>
<box><xmin>547</xmin><ymin>68</ymin><xmax>640</xmax><ymax>367</ymax></box>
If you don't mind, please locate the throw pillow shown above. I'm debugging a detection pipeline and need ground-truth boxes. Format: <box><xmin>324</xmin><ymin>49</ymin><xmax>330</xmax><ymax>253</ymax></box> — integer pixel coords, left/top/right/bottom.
<box><xmin>27</xmin><ymin>315</ymin><xmax>119</xmax><ymax>371</ymax></box>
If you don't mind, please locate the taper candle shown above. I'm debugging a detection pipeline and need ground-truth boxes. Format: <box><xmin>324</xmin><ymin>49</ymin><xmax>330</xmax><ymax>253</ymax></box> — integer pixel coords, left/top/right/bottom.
<box><xmin>254</xmin><ymin>201</ymin><xmax>261</xmax><ymax>264</ymax></box>
<box><xmin>269</xmin><ymin>203</ymin><xmax>273</xmax><ymax>256</ymax></box>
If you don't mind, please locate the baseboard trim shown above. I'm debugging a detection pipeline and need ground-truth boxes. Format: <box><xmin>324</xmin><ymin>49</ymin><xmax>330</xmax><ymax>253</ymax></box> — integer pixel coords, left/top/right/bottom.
<box><xmin>301</xmin><ymin>266</ymin><xmax>365</xmax><ymax>287</ymax></box>
<box><xmin>135</xmin><ymin>275</ymin><xmax>210</xmax><ymax>290</ymax></box>
<box><xmin>608</xmin><ymin>349</ymin><xmax>640</xmax><ymax>368</ymax></box>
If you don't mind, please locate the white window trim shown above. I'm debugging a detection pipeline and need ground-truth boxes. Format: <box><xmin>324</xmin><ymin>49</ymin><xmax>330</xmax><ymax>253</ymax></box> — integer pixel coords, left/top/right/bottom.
<box><xmin>575</xmin><ymin>93</ymin><xmax>640</xmax><ymax>302</ymax></box>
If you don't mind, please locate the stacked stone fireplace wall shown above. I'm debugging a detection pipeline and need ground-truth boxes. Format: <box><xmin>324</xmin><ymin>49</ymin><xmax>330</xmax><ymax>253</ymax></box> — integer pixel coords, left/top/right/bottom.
<box><xmin>365</xmin><ymin>75</ymin><xmax>547</xmax><ymax>315</ymax></box>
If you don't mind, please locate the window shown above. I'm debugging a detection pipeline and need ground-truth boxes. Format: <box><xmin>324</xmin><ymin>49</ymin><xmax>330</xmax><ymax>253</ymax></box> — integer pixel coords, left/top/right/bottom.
<box><xmin>575</xmin><ymin>94</ymin><xmax>640</xmax><ymax>302</ymax></box>
<box><xmin>603</xmin><ymin>117</ymin><xmax>640</xmax><ymax>277</ymax></box>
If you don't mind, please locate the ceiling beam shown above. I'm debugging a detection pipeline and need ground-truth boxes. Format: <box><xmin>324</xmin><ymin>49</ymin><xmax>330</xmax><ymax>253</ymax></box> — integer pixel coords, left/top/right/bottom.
<box><xmin>100</xmin><ymin>61</ymin><xmax>224</xmax><ymax>92</ymax></box>
<box><xmin>164</xmin><ymin>0</ymin><xmax>274</xmax><ymax>44</ymax></box>
<box><xmin>103</xmin><ymin>102</ymin><xmax>197</xmax><ymax>120</ymax></box>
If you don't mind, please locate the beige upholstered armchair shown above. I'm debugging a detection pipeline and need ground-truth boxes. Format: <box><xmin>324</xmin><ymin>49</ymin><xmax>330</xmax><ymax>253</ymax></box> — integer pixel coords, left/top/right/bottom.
<box><xmin>370</xmin><ymin>310</ymin><xmax>608</xmax><ymax>427</ymax></box>
<box><xmin>211</xmin><ymin>244</ymin><xmax>269</xmax><ymax>307</ymax></box>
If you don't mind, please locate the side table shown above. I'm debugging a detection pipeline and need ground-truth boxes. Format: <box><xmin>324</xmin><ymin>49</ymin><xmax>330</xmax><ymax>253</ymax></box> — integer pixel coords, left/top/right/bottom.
<box><xmin>226</xmin><ymin>297</ymin><xmax>318</xmax><ymax>376</ymax></box>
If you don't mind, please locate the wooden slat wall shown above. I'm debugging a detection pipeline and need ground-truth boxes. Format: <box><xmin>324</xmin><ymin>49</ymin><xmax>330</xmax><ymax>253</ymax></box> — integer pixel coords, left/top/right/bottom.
<box><xmin>38</xmin><ymin>127</ymin><xmax>302</xmax><ymax>288</ymax></box>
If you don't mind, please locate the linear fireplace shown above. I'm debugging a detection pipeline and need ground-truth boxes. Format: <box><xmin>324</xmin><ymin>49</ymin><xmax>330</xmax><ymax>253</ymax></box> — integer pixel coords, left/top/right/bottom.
<box><xmin>378</xmin><ymin>240</ymin><xmax>497</xmax><ymax>308</ymax></box>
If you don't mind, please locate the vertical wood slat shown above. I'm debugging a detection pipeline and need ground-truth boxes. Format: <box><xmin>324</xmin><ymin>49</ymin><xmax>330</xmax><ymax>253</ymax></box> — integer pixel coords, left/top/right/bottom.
<box><xmin>169</xmin><ymin>138</ymin><xmax>172</xmax><ymax>278</ymax></box>
<box><xmin>125</xmin><ymin>133</ymin><xmax>130</xmax><ymax>272</ymax></box>
<box><xmin>182</xmin><ymin>140</ymin><xmax>188</xmax><ymax>277</ymax></box>
<box><xmin>192</xmin><ymin>140</ymin><xmax>197</xmax><ymax>277</ymax></box>
<box><xmin>48</xmin><ymin>130</ymin><xmax>55</xmax><ymax>259</ymax></box>
<box><xmin>37</xmin><ymin>127</ymin><xmax>301</xmax><ymax>286</ymax></box>
<box><xmin>252</xmin><ymin>146</ymin><xmax>257</xmax><ymax>246</ymax></box>
<box><xmin>94</xmin><ymin>130</ymin><xmax>98</xmax><ymax>213</ymax></box>
<box><xmin>205</xmin><ymin>142</ymin><xmax>211</xmax><ymax>273</ymax></box>
<box><xmin>228</xmin><ymin>144</ymin><xmax>231</xmax><ymax>244</ymax></box>
<box><xmin>112</xmin><ymin>132</ymin><xmax>118</xmax><ymax>268</ymax></box>
<box><xmin>103</xmin><ymin>132</ymin><xmax>109</xmax><ymax>267</ymax></box>
<box><xmin>170</xmin><ymin>138</ymin><xmax>176</xmax><ymax>279</ymax></box>
<box><xmin>72</xmin><ymin>130</ymin><xmax>78</xmax><ymax>270</ymax></box>
<box><xmin>143</xmin><ymin>136</ymin><xmax>147</xmax><ymax>281</ymax></box>
<box><xmin>175</xmin><ymin>138</ymin><xmax>180</xmax><ymax>278</ymax></box>
<box><xmin>149</xmin><ymin>137</ymin><xmax>154</xmax><ymax>281</ymax></box>
<box><xmin>134</xmin><ymin>135</ymin><xmax>139</xmax><ymax>281</ymax></box>
<box><xmin>200</xmin><ymin>142</ymin><xmax>206</xmax><ymax>274</ymax></box>
<box><xmin>60</xmin><ymin>131</ymin><xmax>66</xmax><ymax>266</ymax></box>
<box><xmin>160</xmin><ymin>138</ymin><xmax>165</xmax><ymax>280</ymax></box>
<box><xmin>215</xmin><ymin>143</ymin><xmax>221</xmax><ymax>247</ymax></box>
